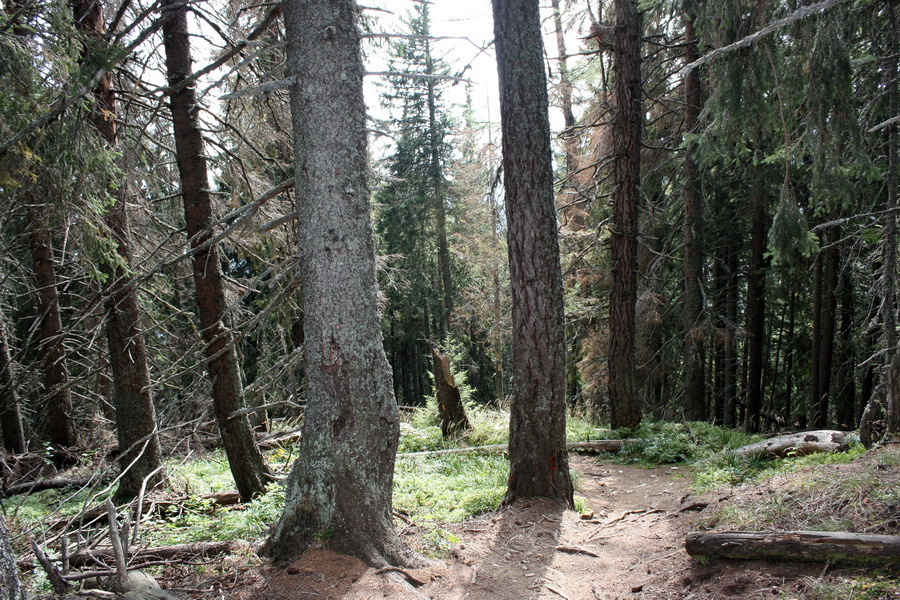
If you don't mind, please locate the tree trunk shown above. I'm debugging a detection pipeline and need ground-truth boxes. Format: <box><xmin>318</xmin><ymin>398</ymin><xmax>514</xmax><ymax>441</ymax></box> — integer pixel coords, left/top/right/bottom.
<box><xmin>0</xmin><ymin>514</ymin><xmax>26</xmax><ymax>600</ymax></box>
<box><xmin>834</xmin><ymin>270</ymin><xmax>856</xmax><ymax>429</ymax></box>
<box><xmin>682</xmin><ymin>15</ymin><xmax>706</xmax><ymax>422</ymax></box>
<box><xmin>492</xmin><ymin>0</ymin><xmax>574</xmax><ymax>507</ymax></box>
<box><xmin>261</xmin><ymin>0</ymin><xmax>416</xmax><ymax>568</ymax></box>
<box><xmin>745</xmin><ymin>161</ymin><xmax>767</xmax><ymax>433</ymax></box>
<box><xmin>686</xmin><ymin>530</ymin><xmax>900</xmax><ymax>565</ymax></box>
<box><xmin>72</xmin><ymin>0</ymin><xmax>164</xmax><ymax>499</ymax></box>
<box><xmin>28</xmin><ymin>204</ymin><xmax>77</xmax><ymax>447</ymax></box>
<box><xmin>608</xmin><ymin>0</ymin><xmax>643</xmax><ymax>430</ymax></box>
<box><xmin>431</xmin><ymin>347</ymin><xmax>469</xmax><ymax>437</ymax></box>
<box><xmin>161</xmin><ymin>0</ymin><xmax>269</xmax><ymax>502</ymax></box>
<box><xmin>0</xmin><ymin>321</ymin><xmax>26</xmax><ymax>453</ymax></box>
<box><xmin>814</xmin><ymin>225</ymin><xmax>840</xmax><ymax>428</ymax></box>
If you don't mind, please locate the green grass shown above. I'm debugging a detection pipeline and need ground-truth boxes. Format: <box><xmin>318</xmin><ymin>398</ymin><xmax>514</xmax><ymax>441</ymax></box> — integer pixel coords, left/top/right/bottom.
<box><xmin>394</xmin><ymin>452</ymin><xmax>509</xmax><ymax>523</ymax></box>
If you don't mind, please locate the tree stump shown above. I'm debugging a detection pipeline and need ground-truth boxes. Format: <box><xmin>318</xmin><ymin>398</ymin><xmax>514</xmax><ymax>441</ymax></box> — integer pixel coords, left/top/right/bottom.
<box><xmin>431</xmin><ymin>347</ymin><xmax>470</xmax><ymax>437</ymax></box>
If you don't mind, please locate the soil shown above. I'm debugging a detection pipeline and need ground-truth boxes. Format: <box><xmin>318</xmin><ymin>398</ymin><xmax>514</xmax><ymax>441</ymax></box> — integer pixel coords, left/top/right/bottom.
<box><xmin>159</xmin><ymin>454</ymin><xmax>842</xmax><ymax>600</ymax></box>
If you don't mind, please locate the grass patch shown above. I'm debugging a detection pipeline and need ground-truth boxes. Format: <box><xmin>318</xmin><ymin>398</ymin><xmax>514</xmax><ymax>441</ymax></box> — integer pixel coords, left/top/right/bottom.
<box><xmin>695</xmin><ymin>444</ymin><xmax>897</xmax><ymax>535</ymax></box>
<box><xmin>394</xmin><ymin>452</ymin><xmax>509</xmax><ymax>523</ymax></box>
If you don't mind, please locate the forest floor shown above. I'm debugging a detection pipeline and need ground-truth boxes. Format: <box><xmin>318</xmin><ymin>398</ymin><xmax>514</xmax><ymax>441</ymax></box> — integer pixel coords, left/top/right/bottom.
<box><xmin>156</xmin><ymin>453</ymin><xmax>874</xmax><ymax>600</ymax></box>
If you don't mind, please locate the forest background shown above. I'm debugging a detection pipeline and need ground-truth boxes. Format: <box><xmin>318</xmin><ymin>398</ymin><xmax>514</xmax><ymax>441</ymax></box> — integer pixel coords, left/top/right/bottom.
<box><xmin>0</xmin><ymin>0</ymin><xmax>897</xmax><ymax>566</ymax></box>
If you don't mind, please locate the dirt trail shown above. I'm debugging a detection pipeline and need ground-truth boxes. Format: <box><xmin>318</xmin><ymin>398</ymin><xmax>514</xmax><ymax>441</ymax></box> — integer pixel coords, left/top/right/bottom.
<box><xmin>224</xmin><ymin>456</ymin><xmax>821</xmax><ymax>600</ymax></box>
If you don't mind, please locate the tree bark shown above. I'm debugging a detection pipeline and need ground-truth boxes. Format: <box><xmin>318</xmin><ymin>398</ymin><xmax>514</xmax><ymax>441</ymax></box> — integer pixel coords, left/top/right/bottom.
<box><xmin>608</xmin><ymin>0</ymin><xmax>643</xmax><ymax>429</ymax></box>
<box><xmin>682</xmin><ymin>14</ymin><xmax>706</xmax><ymax>422</ymax></box>
<box><xmin>161</xmin><ymin>0</ymin><xmax>269</xmax><ymax>502</ymax></box>
<box><xmin>261</xmin><ymin>0</ymin><xmax>416</xmax><ymax>568</ymax></box>
<box><xmin>0</xmin><ymin>514</ymin><xmax>26</xmax><ymax>600</ymax></box>
<box><xmin>686</xmin><ymin>530</ymin><xmax>900</xmax><ymax>565</ymax></box>
<box><xmin>0</xmin><ymin>321</ymin><xmax>26</xmax><ymax>453</ymax></box>
<box><xmin>72</xmin><ymin>0</ymin><xmax>164</xmax><ymax>500</ymax></box>
<box><xmin>834</xmin><ymin>270</ymin><xmax>856</xmax><ymax>429</ymax></box>
<box><xmin>745</xmin><ymin>160</ymin><xmax>767</xmax><ymax>433</ymax></box>
<box><xmin>28</xmin><ymin>204</ymin><xmax>77</xmax><ymax>447</ymax></box>
<box><xmin>814</xmin><ymin>225</ymin><xmax>840</xmax><ymax>428</ymax></box>
<box><xmin>492</xmin><ymin>0</ymin><xmax>574</xmax><ymax>506</ymax></box>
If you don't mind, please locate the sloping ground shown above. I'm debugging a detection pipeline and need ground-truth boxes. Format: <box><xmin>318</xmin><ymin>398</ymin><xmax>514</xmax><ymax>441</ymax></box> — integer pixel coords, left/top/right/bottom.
<box><xmin>167</xmin><ymin>447</ymin><xmax>898</xmax><ymax>600</ymax></box>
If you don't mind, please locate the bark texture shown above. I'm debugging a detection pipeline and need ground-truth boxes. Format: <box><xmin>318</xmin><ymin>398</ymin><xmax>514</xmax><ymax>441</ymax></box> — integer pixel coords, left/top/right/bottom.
<box><xmin>72</xmin><ymin>0</ymin><xmax>164</xmax><ymax>499</ymax></box>
<box><xmin>28</xmin><ymin>204</ymin><xmax>77</xmax><ymax>447</ymax></box>
<box><xmin>682</xmin><ymin>15</ymin><xmax>706</xmax><ymax>422</ymax></box>
<box><xmin>0</xmin><ymin>321</ymin><xmax>26</xmax><ymax>453</ymax></box>
<box><xmin>492</xmin><ymin>0</ymin><xmax>574</xmax><ymax>506</ymax></box>
<box><xmin>686</xmin><ymin>530</ymin><xmax>900</xmax><ymax>565</ymax></box>
<box><xmin>814</xmin><ymin>225</ymin><xmax>840</xmax><ymax>428</ymax></box>
<box><xmin>261</xmin><ymin>0</ymin><xmax>414</xmax><ymax>567</ymax></box>
<box><xmin>161</xmin><ymin>0</ymin><xmax>268</xmax><ymax>501</ymax></box>
<box><xmin>0</xmin><ymin>514</ymin><xmax>26</xmax><ymax>600</ymax></box>
<box><xmin>608</xmin><ymin>0</ymin><xmax>643</xmax><ymax>429</ymax></box>
<box><xmin>745</xmin><ymin>160</ymin><xmax>767</xmax><ymax>433</ymax></box>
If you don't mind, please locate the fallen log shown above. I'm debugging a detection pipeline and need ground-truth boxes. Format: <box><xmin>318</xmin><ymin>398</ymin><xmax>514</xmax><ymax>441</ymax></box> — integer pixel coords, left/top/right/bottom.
<box><xmin>69</xmin><ymin>541</ymin><xmax>234</xmax><ymax>568</ymax></box>
<box><xmin>733</xmin><ymin>430</ymin><xmax>849</xmax><ymax>459</ymax></box>
<box><xmin>1</xmin><ymin>477</ymin><xmax>112</xmax><ymax>498</ymax></box>
<box><xmin>398</xmin><ymin>440</ymin><xmax>635</xmax><ymax>458</ymax></box>
<box><xmin>685</xmin><ymin>530</ymin><xmax>900</xmax><ymax>565</ymax></box>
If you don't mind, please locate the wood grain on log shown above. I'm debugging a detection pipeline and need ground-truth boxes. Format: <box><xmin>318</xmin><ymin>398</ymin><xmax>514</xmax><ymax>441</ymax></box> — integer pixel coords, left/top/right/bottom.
<box><xmin>686</xmin><ymin>530</ymin><xmax>900</xmax><ymax>565</ymax></box>
<box><xmin>69</xmin><ymin>541</ymin><xmax>234</xmax><ymax>568</ymax></box>
<box><xmin>733</xmin><ymin>430</ymin><xmax>849</xmax><ymax>459</ymax></box>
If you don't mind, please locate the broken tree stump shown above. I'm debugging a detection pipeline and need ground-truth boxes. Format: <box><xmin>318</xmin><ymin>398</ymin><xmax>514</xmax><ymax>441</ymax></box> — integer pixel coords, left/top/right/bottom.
<box><xmin>686</xmin><ymin>530</ymin><xmax>900</xmax><ymax>565</ymax></box>
<box><xmin>430</xmin><ymin>346</ymin><xmax>470</xmax><ymax>437</ymax></box>
<box><xmin>733</xmin><ymin>430</ymin><xmax>849</xmax><ymax>459</ymax></box>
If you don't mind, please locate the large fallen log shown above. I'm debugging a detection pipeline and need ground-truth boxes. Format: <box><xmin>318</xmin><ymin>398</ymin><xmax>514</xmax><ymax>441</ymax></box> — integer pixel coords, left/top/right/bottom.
<box><xmin>69</xmin><ymin>541</ymin><xmax>234</xmax><ymax>568</ymax></box>
<box><xmin>1</xmin><ymin>477</ymin><xmax>112</xmax><ymax>498</ymax></box>
<box><xmin>398</xmin><ymin>439</ymin><xmax>634</xmax><ymax>458</ymax></box>
<box><xmin>686</xmin><ymin>530</ymin><xmax>900</xmax><ymax>565</ymax></box>
<box><xmin>733</xmin><ymin>430</ymin><xmax>849</xmax><ymax>459</ymax></box>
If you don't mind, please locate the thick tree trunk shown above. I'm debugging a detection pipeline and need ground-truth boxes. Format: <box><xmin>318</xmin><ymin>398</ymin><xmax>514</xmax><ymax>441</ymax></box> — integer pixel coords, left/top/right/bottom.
<box><xmin>261</xmin><ymin>0</ymin><xmax>415</xmax><ymax>568</ymax></box>
<box><xmin>431</xmin><ymin>347</ymin><xmax>469</xmax><ymax>437</ymax></box>
<box><xmin>72</xmin><ymin>0</ymin><xmax>164</xmax><ymax>499</ymax></box>
<box><xmin>608</xmin><ymin>0</ymin><xmax>643</xmax><ymax>430</ymax></box>
<box><xmin>745</xmin><ymin>162</ymin><xmax>767</xmax><ymax>433</ymax></box>
<box><xmin>0</xmin><ymin>321</ymin><xmax>26</xmax><ymax>453</ymax></box>
<box><xmin>682</xmin><ymin>15</ymin><xmax>706</xmax><ymax>422</ymax></box>
<box><xmin>492</xmin><ymin>0</ymin><xmax>574</xmax><ymax>507</ymax></box>
<box><xmin>686</xmin><ymin>530</ymin><xmax>900</xmax><ymax>565</ymax></box>
<box><xmin>28</xmin><ymin>204</ymin><xmax>77</xmax><ymax>447</ymax></box>
<box><xmin>0</xmin><ymin>514</ymin><xmax>26</xmax><ymax>600</ymax></box>
<box><xmin>161</xmin><ymin>0</ymin><xmax>268</xmax><ymax>502</ymax></box>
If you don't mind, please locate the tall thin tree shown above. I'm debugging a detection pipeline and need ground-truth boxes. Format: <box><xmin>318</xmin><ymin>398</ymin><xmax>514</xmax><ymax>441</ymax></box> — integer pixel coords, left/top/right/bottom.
<box><xmin>160</xmin><ymin>0</ymin><xmax>269</xmax><ymax>501</ymax></box>
<box><xmin>608</xmin><ymin>0</ymin><xmax>643</xmax><ymax>429</ymax></box>
<box><xmin>72</xmin><ymin>0</ymin><xmax>164</xmax><ymax>498</ymax></box>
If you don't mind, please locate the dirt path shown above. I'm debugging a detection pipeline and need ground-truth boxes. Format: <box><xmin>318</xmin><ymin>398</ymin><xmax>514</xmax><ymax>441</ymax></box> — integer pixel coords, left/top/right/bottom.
<box><xmin>222</xmin><ymin>456</ymin><xmax>822</xmax><ymax>600</ymax></box>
